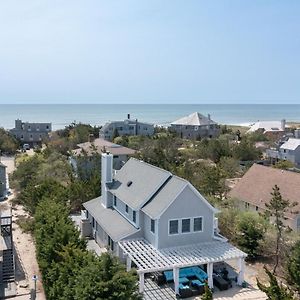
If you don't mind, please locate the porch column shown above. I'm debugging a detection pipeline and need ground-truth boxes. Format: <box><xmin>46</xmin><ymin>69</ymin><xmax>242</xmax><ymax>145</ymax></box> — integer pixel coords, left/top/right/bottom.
<box><xmin>139</xmin><ymin>272</ymin><xmax>145</xmax><ymax>293</ymax></box>
<box><xmin>237</xmin><ymin>257</ymin><xmax>245</xmax><ymax>285</ymax></box>
<box><xmin>207</xmin><ymin>262</ymin><xmax>214</xmax><ymax>289</ymax></box>
<box><xmin>173</xmin><ymin>267</ymin><xmax>180</xmax><ymax>295</ymax></box>
<box><xmin>126</xmin><ymin>256</ymin><xmax>132</xmax><ymax>272</ymax></box>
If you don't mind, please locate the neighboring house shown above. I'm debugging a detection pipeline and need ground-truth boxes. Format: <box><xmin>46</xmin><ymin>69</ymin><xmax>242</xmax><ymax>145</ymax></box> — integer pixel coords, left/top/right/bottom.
<box><xmin>70</xmin><ymin>138</ymin><xmax>135</xmax><ymax>178</ymax></box>
<box><xmin>0</xmin><ymin>163</ymin><xmax>6</xmax><ymax>199</ymax></box>
<box><xmin>228</xmin><ymin>164</ymin><xmax>300</xmax><ymax>231</ymax></box>
<box><xmin>246</xmin><ymin>120</ymin><xmax>286</xmax><ymax>139</ymax></box>
<box><xmin>10</xmin><ymin>119</ymin><xmax>51</xmax><ymax>147</ymax></box>
<box><xmin>81</xmin><ymin>153</ymin><xmax>247</xmax><ymax>294</ymax></box>
<box><xmin>266</xmin><ymin>137</ymin><xmax>300</xmax><ymax>168</ymax></box>
<box><xmin>170</xmin><ymin>112</ymin><xmax>220</xmax><ymax>139</ymax></box>
<box><xmin>99</xmin><ymin>114</ymin><xmax>154</xmax><ymax>141</ymax></box>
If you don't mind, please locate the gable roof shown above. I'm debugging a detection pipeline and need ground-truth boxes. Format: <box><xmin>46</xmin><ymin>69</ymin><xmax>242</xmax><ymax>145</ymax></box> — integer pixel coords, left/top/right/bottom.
<box><xmin>109</xmin><ymin>158</ymin><xmax>172</xmax><ymax>210</ymax></box>
<box><xmin>280</xmin><ymin>138</ymin><xmax>300</xmax><ymax>151</ymax></box>
<box><xmin>141</xmin><ymin>176</ymin><xmax>188</xmax><ymax>219</ymax></box>
<box><xmin>141</xmin><ymin>176</ymin><xmax>218</xmax><ymax>219</ymax></box>
<box><xmin>72</xmin><ymin>138</ymin><xmax>135</xmax><ymax>157</ymax></box>
<box><xmin>171</xmin><ymin>112</ymin><xmax>216</xmax><ymax>126</ymax></box>
<box><xmin>229</xmin><ymin>164</ymin><xmax>300</xmax><ymax>219</ymax></box>
<box><xmin>83</xmin><ymin>197</ymin><xmax>139</xmax><ymax>241</ymax></box>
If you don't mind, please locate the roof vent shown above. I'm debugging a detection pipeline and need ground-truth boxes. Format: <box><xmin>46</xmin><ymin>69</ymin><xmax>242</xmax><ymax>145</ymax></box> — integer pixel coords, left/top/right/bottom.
<box><xmin>127</xmin><ymin>181</ymin><xmax>133</xmax><ymax>187</ymax></box>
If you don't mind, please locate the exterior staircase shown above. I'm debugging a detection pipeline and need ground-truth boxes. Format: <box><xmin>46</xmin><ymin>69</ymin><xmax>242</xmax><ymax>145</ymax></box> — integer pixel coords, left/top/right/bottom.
<box><xmin>1</xmin><ymin>249</ymin><xmax>15</xmax><ymax>282</ymax></box>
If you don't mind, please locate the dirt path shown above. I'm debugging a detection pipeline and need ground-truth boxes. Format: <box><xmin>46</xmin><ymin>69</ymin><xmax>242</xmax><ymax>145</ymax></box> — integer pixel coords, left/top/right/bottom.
<box><xmin>0</xmin><ymin>156</ymin><xmax>46</xmax><ymax>300</ymax></box>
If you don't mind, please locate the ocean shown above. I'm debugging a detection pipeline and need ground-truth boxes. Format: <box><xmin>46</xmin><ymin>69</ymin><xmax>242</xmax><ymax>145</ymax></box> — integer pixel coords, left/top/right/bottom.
<box><xmin>0</xmin><ymin>104</ymin><xmax>300</xmax><ymax>130</ymax></box>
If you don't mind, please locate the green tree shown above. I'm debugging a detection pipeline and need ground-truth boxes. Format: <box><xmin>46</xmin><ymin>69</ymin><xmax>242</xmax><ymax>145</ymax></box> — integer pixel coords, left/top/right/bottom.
<box><xmin>202</xmin><ymin>282</ymin><xmax>213</xmax><ymax>300</ymax></box>
<box><xmin>287</xmin><ymin>240</ymin><xmax>300</xmax><ymax>292</ymax></box>
<box><xmin>265</xmin><ymin>185</ymin><xmax>297</xmax><ymax>273</ymax></box>
<box><xmin>273</xmin><ymin>161</ymin><xmax>294</xmax><ymax>170</ymax></box>
<box><xmin>236</xmin><ymin>211</ymin><xmax>266</xmax><ymax>259</ymax></box>
<box><xmin>218</xmin><ymin>156</ymin><xmax>239</xmax><ymax>178</ymax></box>
<box><xmin>257</xmin><ymin>266</ymin><xmax>296</xmax><ymax>300</ymax></box>
<box><xmin>0</xmin><ymin>128</ymin><xmax>19</xmax><ymax>154</ymax></box>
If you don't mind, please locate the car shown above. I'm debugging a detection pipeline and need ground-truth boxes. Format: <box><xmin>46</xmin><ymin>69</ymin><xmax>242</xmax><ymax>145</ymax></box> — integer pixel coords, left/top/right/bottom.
<box><xmin>23</xmin><ymin>144</ymin><xmax>30</xmax><ymax>150</ymax></box>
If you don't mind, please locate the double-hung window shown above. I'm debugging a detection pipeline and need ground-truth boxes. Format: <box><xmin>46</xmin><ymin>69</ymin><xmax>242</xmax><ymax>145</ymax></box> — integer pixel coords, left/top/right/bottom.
<box><xmin>193</xmin><ymin>217</ymin><xmax>203</xmax><ymax>232</ymax></box>
<box><xmin>169</xmin><ymin>220</ymin><xmax>179</xmax><ymax>235</ymax></box>
<box><xmin>182</xmin><ymin>219</ymin><xmax>191</xmax><ymax>233</ymax></box>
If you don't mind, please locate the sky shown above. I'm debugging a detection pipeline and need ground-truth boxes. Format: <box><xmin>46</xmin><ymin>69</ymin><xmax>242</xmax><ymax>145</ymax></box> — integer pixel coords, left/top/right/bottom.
<box><xmin>0</xmin><ymin>1</ymin><xmax>299</xmax><ymax>104</ymax></box>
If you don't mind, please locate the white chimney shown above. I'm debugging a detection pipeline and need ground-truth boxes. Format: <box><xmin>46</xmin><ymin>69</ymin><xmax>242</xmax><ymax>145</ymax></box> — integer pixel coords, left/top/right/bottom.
<box><xmin>281</xmin><ymin>119</ymin><xmax>286</xmax><ymax>131</ymax></box>
<box><xmin>101</xmin><ymin>152</ymin><xmax>113</xmax><ymax>208</ymax></box>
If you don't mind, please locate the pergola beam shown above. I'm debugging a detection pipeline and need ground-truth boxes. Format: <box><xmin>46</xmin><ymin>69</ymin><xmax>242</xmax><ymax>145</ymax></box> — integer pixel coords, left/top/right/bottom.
<box><xmin>119</xmin><ymin>238</ymin><xmax>247</xmax><ymax>274</ymax></box>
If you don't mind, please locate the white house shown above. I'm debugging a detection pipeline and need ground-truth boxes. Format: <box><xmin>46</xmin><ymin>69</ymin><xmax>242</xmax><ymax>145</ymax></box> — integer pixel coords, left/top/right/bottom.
<box><xmin>266</xmin><ymin>138</ymin><xmax>300</xmax><ymax>167</ymax></box>
<box><xmin>81</xmin><ymin>153</ymin><xmax>247</xmax><ymax>296</ymax></box>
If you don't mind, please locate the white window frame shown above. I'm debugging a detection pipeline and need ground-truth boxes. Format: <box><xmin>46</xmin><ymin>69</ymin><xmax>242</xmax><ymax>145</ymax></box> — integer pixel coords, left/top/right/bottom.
<box><xmin>181</xmin><ymin>218</ymin><xmax>191</xmax><ymax>234</ymax></box>
<box><xmin>168</xmin><ymin>219</ymin><xmax>180</xmax><ymax>236</ymax></box>
<box><xmin>193</xmin><ymin>216</ymin><xmax>203</xmax><ymax>232</ymax></box>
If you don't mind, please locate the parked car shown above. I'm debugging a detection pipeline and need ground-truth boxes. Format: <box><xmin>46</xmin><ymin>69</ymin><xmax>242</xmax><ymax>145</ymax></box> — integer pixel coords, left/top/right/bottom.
<box><xmin>23</xmin><ymin>144</ymin><xmax>30</xmax><ymax>150</ymax></box>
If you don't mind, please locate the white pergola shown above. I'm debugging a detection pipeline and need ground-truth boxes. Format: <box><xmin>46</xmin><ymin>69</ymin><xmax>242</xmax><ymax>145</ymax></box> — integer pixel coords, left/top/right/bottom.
<box><xmin>119</xmin><ymin>239</ymin><xmax>247</xmax><ymax>295</ymax></box>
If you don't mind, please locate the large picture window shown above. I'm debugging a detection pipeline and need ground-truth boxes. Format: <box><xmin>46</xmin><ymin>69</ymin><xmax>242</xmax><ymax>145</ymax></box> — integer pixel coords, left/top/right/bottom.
<box><xmin>169</xmin><ymin>220</ymin><xmax>179</xmax><ymax>235</ymax></box>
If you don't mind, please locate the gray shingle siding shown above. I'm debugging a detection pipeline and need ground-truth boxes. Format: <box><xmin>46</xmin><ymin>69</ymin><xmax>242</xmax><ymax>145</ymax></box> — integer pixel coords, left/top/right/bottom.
<box><xmin>99</xmin><ymin>119</ymin><xmax>154</xmax><ymax>141</ymax></box>
<box><xmin>10</xmin><ymin>119</ymin><xmax>51</xmax><ymax>145</ymax></box>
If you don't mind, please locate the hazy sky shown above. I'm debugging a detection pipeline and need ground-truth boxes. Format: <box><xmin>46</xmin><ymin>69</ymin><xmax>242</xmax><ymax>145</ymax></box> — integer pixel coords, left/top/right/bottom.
<box><xmin>0</xmin><ymin>1</ymin><xmax>299</xmax><ymax>104</ymax></box>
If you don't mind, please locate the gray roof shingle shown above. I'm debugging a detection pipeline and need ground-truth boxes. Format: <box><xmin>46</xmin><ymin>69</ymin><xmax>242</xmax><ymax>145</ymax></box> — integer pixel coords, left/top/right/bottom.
<box><xmin>171</xmin><ymin>112</ymin><xmax>217</xmax><ymax>126</ymax></box>
<box><xmin>83</xmin><ymin>197</ymin><xmax>139</xmax><ymax>241</ymax></box>
<box><xmin>109</xmin><ymin>158</ymin><xmax>172</xmax><ymax>210</ymax></box>
<box><xmin>141</xmin><ymin>176</ymin><xmax>188</xmax><ymax>219</ymax></box>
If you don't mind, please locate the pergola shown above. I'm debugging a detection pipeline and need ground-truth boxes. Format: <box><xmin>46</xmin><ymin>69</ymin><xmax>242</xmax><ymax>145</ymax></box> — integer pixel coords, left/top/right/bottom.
<box><xmin>119</xmin><ymin>239</ymin><xmax>247</xmax><ymax>295</ymax></box>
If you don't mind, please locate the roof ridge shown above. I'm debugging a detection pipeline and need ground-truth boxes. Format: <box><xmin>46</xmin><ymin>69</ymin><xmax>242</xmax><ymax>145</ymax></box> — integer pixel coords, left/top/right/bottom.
<box><xmin>129</xmin><ymin>157</ymin><xmax>172</xmax><ymax>175</ymax></box>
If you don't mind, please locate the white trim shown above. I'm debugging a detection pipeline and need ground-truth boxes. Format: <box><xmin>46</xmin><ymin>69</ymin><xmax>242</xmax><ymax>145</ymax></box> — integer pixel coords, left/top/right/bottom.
<box><xmin>119</xmin><ymin>238</ymin><xmax>247</xmax><ymax>273</ymax></box>
<box><xmin>167</xmin><ymin>217</ymin><xmax>204</xmax><ymax>236</ymax></box>
<box><xmin>188</xmin><ymin>183</ymin><xmax>219</xmax><ymax>213</ymax></box>
<box><xmin>154</xmin><ymin>182</ymin><xmax>188</xmax><ymax>219</ymax></box>
<box><xmin>168</xmin><ymin>219</ymin><xmax>180</xmax><ymax>236</ymax></box>
<box><xmin>193</xmin><ymin>216</ymin><xmax>204</xmax><ymax>233</ymax></box>
<box><xmin>181</xmin><ymin>218</ymin><xmax>191</xmax><ymax>234</ymax></box>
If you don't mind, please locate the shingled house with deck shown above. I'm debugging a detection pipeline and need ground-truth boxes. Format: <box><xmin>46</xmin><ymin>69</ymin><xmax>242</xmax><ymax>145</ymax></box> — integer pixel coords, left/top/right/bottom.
<box><xmin>80</xmin><ymin>153</ymin><xmax>247</xmax><ymax>296</ymax></box>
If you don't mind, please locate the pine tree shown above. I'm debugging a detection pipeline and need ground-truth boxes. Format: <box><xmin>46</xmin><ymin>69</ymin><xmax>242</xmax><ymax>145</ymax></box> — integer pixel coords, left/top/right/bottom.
<box><xmin>287</xmin><ymin>241</ymin><xmax>300</xmax><ymax>293</ymax></box>
<box><xmin>265</xmin><ymin>185</ymin><xmax>296</xmax><ymax>274</ymax></box>
<box><xmin>257</xmin><ymin>266</ymin><xmax>296</xmax><ymax>300</ymax></box>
